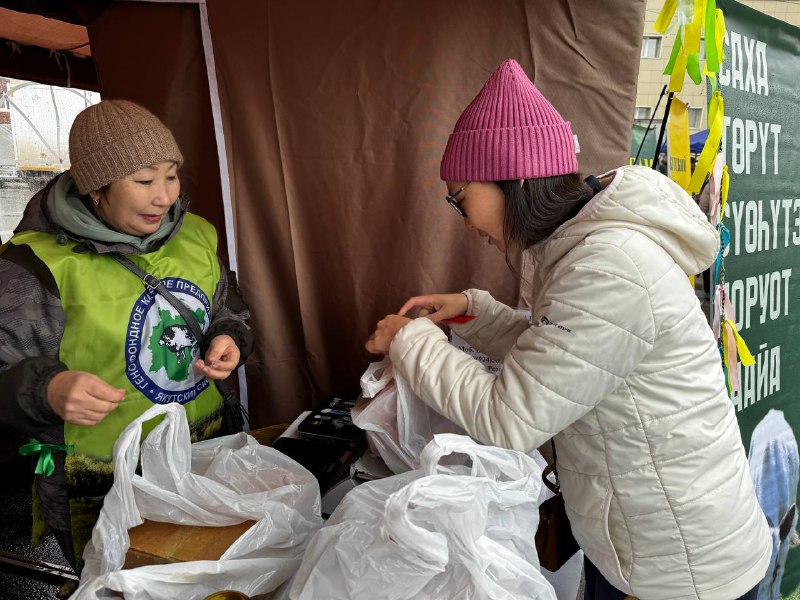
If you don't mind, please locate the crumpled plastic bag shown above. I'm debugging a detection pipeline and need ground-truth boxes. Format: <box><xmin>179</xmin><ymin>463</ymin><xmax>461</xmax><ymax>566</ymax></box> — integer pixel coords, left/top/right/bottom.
<box><xmin>289</xmin><ymin>433</ymin><xmax>557</xmax><ymax>600</ymax></box>
<box><xmin>352</xmin><ymin>358</ymin><xmax>466</xmax><ymax>473</ymax></box>
<box><xmin>73</xmin><ymin>402</ymin><xmax>323</xmax><ymax>600</ymax></box>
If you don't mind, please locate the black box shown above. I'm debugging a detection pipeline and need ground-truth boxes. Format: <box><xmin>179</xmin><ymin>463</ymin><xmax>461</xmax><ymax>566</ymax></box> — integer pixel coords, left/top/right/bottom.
<box><xmin>296</xmin><ymin>394</ymin><xmax>364</xmax><ymax>446</ymax></box>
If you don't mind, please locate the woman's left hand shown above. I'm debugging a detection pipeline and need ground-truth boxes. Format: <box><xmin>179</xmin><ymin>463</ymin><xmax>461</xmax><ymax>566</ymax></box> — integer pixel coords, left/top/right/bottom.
<box><xmin>196</xmin><ymin>334</ymin><xmax>240</xmax><ymax>380</ymax></box>
<box><xmin>365</xmin><ymin>315</ymin><xmax>412</xmax><ymax>354</ymax></box>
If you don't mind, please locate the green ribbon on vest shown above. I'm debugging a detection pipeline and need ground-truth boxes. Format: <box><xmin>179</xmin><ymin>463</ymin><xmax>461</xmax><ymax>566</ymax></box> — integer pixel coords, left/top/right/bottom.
<box><xmin>19</xmin><ymin>439</ymin><xmax>75</xmax><ymax>477</ymax></box>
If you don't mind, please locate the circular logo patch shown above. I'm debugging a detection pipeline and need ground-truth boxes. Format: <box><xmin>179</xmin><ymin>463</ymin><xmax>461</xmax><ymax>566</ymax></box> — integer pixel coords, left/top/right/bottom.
<box><xmin>125</xmin><ymin>277</ymin><xmax>212</xmax><ymax>404</ymax></box>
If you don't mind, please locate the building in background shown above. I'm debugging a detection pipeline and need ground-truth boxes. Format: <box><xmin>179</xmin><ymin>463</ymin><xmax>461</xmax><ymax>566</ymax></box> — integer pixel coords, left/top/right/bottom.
<box><xmin>635</xmin><ymin>0</ymin><xmax>800</xmax><ymax>133</ymax></box>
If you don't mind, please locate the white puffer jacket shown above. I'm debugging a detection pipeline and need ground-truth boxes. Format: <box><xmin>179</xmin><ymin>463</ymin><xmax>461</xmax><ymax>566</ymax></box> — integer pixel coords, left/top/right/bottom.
<box><xmin>390</xmin><ymin>166</ymin><xmax>770</xmax><ymax>599</ymax></box>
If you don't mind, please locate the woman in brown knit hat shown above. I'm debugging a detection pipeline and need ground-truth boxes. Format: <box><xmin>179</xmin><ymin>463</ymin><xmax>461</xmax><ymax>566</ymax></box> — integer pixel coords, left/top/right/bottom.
<box><xmin>0</xmin><ymin>99</ymin><xmax>252</xmax><ymax>573</ymax></box>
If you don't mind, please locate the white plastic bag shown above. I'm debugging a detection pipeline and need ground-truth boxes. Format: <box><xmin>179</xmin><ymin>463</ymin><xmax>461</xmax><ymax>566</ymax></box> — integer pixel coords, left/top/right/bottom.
<box><xmin>352</xmin><ymin>358</ymin><xmax>465</xmax><ymax>473</ymax></box>
<box><xmin>289</xmin><ymin>434</ymin><xmax>557</xmax><ymax>600</ymax></box>
<box><xmin>73</xmin><ymin>403</ymin><xmax>323</xmax><ymax>600</ymax></box>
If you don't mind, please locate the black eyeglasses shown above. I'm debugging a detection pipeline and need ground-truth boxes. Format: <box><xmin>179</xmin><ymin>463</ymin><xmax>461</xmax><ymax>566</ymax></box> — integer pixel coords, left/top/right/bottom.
<box><xmin>445</xmin><ymin>182</ymin><xmax>470</xmax><ymax>217</ymax></box>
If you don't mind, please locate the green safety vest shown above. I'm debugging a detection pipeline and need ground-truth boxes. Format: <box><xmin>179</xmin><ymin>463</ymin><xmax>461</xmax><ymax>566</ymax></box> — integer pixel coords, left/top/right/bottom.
<box><xmin>10</xmin><ymin>213</ymin><xmax>225</xmax><ymax>562</ymax></box>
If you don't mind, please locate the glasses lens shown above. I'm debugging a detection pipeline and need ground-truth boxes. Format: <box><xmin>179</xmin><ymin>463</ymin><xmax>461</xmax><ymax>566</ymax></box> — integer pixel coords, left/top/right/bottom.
<box><xmin>446</xmin><ymin>193</ymin><xmax>466</xmax><ymax>217</ymax></box>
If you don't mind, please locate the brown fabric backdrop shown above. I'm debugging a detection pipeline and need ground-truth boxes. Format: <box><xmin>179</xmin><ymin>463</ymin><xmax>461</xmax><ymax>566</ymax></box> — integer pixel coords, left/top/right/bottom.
<box><xmin>1</xmin><ymin>0</ymin><xmax>647</xmax><ymax>427</ymax></box>
<box><xmin>206</xmin><ymin>0</ymin><xmax>646</xmax><ymax>426</ymax></box>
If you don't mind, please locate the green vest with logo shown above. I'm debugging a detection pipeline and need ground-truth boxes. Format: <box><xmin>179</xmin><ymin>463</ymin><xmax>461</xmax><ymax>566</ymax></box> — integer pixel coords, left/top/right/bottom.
<box><xmin>11</xmin><ymin>213</ymin><xmax>224</xmax><ymax>562</ymax></box>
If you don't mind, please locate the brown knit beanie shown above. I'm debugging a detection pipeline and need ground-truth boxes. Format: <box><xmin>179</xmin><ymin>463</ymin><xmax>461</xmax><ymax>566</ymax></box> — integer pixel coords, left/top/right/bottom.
<box><xmin>68</xmin><ymin>99</ymin><xmax>183</xmax><ymax>195</ymax></box>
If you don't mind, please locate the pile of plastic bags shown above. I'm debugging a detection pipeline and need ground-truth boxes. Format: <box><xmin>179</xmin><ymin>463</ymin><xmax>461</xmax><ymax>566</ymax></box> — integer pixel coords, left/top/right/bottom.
<box><xmin>72</xmin><ymin>359</ymin><xmax>564</xmax><ymax>600</ymax></box>
<box><xmin>288</xmin><ymin>434</ymin><xmax>556</xmax><ymax>600</ymax></box>
<box><xmin>73</xmin><ymin>403</ymin><xmax>323</xmax><ymax>600</ymax></box>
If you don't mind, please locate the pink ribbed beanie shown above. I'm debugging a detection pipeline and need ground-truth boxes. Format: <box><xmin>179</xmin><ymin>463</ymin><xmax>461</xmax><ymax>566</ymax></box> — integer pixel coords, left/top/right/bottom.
<box><xmin>440</xmin><ymin>59</ymin><xmax>578</xmax><ymax>181</ymax></box>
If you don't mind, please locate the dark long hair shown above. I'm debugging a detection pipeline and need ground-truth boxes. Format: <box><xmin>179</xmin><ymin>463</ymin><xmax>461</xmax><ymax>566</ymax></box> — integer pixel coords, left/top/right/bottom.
<box><xmin>498</xmin><ymin>174</ymin><xmax>596</xmax><ymax>256</ymax></box>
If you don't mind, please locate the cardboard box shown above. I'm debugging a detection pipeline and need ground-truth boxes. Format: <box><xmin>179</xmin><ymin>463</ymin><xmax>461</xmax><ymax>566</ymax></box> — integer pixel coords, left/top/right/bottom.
<box><xmin>124</xmin><ymin>519</ymin><xmax>257</xmax><ymax>569</ymax></box>
<box><xmin>248</xmin><ymin>424</ymin><xmax>289</xmax><ymax>446</ymax></box>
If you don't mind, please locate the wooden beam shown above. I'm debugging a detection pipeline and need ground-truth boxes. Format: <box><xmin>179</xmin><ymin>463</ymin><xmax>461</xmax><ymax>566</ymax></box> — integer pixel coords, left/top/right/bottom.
<box><xmin>0</xmin><ymin>38</ymin><xmax>98</xmax><ymax>91</ymax></box>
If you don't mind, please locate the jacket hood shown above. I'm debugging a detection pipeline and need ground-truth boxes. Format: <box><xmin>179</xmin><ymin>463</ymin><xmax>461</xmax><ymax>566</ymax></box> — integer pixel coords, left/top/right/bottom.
<box><xmin>14</xmin><ymin>171</ymin><xmax>187</xmax><ymax>255</ymax></box>
<box><xmin>534</xmin><ymin>165</ymin><xmax>719</xmax><ymax>276</ymax></box>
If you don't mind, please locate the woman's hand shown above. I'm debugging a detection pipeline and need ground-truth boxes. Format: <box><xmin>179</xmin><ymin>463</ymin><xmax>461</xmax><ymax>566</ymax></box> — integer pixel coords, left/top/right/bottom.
<box><xmin>196</xmin><ymin>334</ymin><xmax>240</xmax><ymax>380</ymax></box>
<box><xmin>47</xmin><ymin>371</ymin><xmax>126</xmax><ymax>426</ymax></box>
<box><xmin>365</xmin><ymin>315</ymin><xmax>412</xmax><ymax>354</ymax></box>
<box><xmin>397</xmin><ymin>293</ymin><xmax>469</xmax><ymax>323</ymax></box>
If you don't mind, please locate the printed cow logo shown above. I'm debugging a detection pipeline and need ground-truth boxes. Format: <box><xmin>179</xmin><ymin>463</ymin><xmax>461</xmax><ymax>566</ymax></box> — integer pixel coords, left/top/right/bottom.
<box><xmin>125</xmin><ymin>277</ymin><xmax>212</xmax><ymax>404</ymax></box>
<box><xmin>159</xmin><ymin>325</ymin><xmax>197</xmax><ymax>365</ymax></box>
<box><xmin>150</xmin><ymin>311</ymin><xmax>204</xmax><ymax>382</ymax></box>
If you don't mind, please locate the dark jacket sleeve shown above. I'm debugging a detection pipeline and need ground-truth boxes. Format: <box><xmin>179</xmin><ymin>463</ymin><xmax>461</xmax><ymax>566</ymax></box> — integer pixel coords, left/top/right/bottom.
<box><xmin>205</xmin><ymin>259</ymin><xmax>253</xmax><ymax>364</ymax></box>
<box><xmin>0</xmin><ymin>244</ymin><xmax>67</xmax><ymax>437</ymax></box>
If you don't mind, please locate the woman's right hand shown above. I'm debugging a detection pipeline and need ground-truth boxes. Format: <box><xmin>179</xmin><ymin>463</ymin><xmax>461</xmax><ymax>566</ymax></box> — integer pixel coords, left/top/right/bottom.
<box><xmin>397</xmin><ymin>293</ymin><xmax>469</xmax><ymax>324</ymax></box>
<box><xmin>47</xmin><ymin>371</ymin><xmax>126</xmax><ymax>427</ymax></box>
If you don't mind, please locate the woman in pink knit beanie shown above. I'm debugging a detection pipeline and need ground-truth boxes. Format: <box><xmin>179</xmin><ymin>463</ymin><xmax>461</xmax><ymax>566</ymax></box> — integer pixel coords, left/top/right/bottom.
<box><xmin>366</xmin><ymin>59</ymin><xmax>769</xmax><ymax>600</ymax></box>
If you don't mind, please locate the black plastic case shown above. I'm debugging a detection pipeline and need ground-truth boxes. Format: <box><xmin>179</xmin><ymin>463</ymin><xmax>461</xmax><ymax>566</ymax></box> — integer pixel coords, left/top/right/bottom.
<box><xmin>296</xmin><ymin>394</ymin><xmax>364</xmax><ymax>446</ymax></box>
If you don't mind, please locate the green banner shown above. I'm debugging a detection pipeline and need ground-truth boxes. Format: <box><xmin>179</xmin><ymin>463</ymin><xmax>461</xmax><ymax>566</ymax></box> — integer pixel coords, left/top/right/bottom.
<box><xmin>629</xmin><ymin>123</ymin><xmax>658</xmax><ymax>167</ymax></box>
<box><xmin>717</xmin><ymin>1</ymin><xmax>800</xmax><ymax>596</ymax></box>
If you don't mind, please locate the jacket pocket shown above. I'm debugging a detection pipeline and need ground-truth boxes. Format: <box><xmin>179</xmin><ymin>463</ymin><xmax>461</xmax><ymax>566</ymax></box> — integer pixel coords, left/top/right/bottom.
<box><xmin>595</xmin><ymin>483</ymin><xmax>632</xmax><ymax>590</ymax></box>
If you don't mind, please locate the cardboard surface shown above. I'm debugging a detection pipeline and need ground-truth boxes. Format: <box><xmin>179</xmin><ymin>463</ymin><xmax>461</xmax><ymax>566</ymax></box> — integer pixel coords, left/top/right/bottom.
<box><xmin>249</xmin><ymin>424</ymin><xmax>288</xmax><ymax>446</ymax></box>
<box><xmin>124</xmin><ymin>519</ymin><xmax>256</xmax><ymax>569</ymax></box>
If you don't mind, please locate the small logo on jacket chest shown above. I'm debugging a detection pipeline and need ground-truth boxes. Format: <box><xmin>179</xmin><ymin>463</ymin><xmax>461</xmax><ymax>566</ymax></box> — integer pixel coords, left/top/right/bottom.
<box><xmin>539</xmin><ymin>315</ymin><xmax>572</xmax><ymax>333</ymax></box>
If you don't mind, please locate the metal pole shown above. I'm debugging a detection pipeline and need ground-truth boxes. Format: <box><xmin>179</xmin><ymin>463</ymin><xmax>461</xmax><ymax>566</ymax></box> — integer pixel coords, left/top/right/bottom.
<box><xmin>634</xmin><ymin>85</ymin><xmax>667</xmax><ymax>165</ymax></box>
<box><xmin>653</xmin><ymin>91</ymin><xmax>675</xmax><ymax>170</ymax></box>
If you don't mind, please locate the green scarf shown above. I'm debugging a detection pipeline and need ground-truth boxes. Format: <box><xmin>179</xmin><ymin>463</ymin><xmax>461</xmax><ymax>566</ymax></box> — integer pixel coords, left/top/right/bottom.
<box><xmin>46</xmin><ymin>171</ymin><xmax>180</xmax><ymax>252</ymax></box>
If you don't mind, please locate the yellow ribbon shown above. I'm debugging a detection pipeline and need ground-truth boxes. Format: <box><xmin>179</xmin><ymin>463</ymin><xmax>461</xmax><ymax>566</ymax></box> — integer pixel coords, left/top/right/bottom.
<box><xmin>662</xmin><ymin>1</ymin><xmax>708</xmax><ymax>91</ymax></box>
<box><xmin>688</xmin><ymin>91</ymin><xmax>724</xmax><ymax>194</ymax></box>
<box><xmin>723</xmin><ymin>319</ymin><xmax>756</xmax><ymax>366</ymax></box>
<box><xmin>719</xmin><ymin>164</ymin><xmax>730</xmax><ymax>219</ymax></box>
<box><xmin>705</xmin><ymin>9</ymin><xmax>727</xmax><ymax>92</ymax></box>
<box><xmin>715</xmin><ymin>9</ymin><xmax>727</xmax><ymax>64</ymax></box>
<box><xmin>693</xmin><ymin>0</ymin><xmax>706</xmax><ymax>28</ymax></box>
<box><xmin>18</xmin><ymin>439</ymin><xmax>75</xmax><ymax>477</ymax></box>
<box><xmin>654</xmin><ymin>0</ymin><xmax>678</xmax><ymax>33</ymax></box>
<box><xmin>721</xmin><ymin>318</ymin><xmax>755</xmax><ymax>392</ymax></box>
<box><xmin>685</xmin><ymin>25</ymin><xmax>703</xmax><ymax>84</ymax></box>
<box><xmin>668</xmin><ymin>47</ymin><xmax>688</xmax><ymax>92</ymax></box>
<box><xmin>685</xmin><ymin>0</ymin><xmax>705</xmax><ymax>84</ymax></box>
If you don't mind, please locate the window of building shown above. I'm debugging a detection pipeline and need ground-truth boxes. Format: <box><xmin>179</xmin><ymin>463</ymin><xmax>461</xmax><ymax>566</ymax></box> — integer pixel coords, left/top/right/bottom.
<box><xmin>634</xmin><ymin>106</ymin><xmax>652</xmax><ymax>124</ymax></box>
<box><xmin>688</xmin><ymin>107</ymin><xmax>703</xmax><ymax>129</ymax></box>
<box><xmin>641</xmin><ymin>36</ymin><xmax>662</xmax><ymax>59</ymax></box>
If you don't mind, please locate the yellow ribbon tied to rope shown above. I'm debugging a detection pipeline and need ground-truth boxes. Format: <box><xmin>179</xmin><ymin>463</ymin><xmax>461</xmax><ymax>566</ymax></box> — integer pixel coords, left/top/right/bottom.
<box><xmin>688</xmin><ymin>91</ymin><xmax>724</xmax><ymax>194</ymax></box>
<box><xmin>684</xmin><ymin>0</ymin><xmax>705</xmax><ymax>85</ymax></box>
<box><xmin>721</xmin><ymin>318</ymin><xmax>756</xmax><ymax>391</ymax></box>
<box><xmin>705</xmin><ymin>7</ymin><xmax>727</xmax><ymax>92</ymax></box>
<box><xmin>719</xmin><ymin>164</ymin><xmax>730</xmax><ymax>219</ymax></box>
<box><xmin>665</xmin><ymin>27</ymin><xmax>688</xmax><ymax>93</ymax></box>
<box><xmin>19</xmin><ymin>439</ymin><xmax>75</xmax><ymax>477</ymax></box>
<box><xmin>660</xmin><ymin>0</ymin><xmax>708</xmax><ymax>92</ymax></box>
